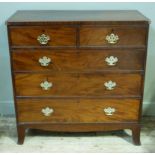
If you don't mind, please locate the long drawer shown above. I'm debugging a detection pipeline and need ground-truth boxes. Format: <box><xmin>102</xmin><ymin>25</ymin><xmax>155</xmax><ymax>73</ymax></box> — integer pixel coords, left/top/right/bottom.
<box><xmin>12</xmin><ymin>49</ymin><xmax>145</xmax><ymax>72</ymax></box>
<box><xmin>14</xmin><ymin>73</ymin><xmax>142</xmax><ymax>97</ymax></box>
<box><xmin>17</xmin><ymin>98</ymin><xmax>140</xmax><ymax>123</ymax></box>
<box><xmin>9</xmin><ymin>26</ymin><xmax>76</xmax><ymax>47</ymax></box>
<box><xmin>80</xmin><ymin>26</ymin><xmax>147</xmax><ymax>47</ymax></box>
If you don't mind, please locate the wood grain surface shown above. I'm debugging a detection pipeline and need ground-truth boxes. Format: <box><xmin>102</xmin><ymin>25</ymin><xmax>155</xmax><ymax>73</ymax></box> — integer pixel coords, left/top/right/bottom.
<box><xmin>12</xmin><ymin>49</ymin><xmax>145</xmax><ymax>72</ymax></box>
<box><xmin>14</xmin><ymin>73</ymin><xmax>142</xmax><ymax>97</ymax></box>
<box><xmin>80</xmin><ymin>27</ymin><xmax>147</xmax><ymax>47</ymax></box>
<box><xmin>17</xmin><ymin>98</ymin><xmax>140</xmax><ymax>123</ymax></box>
<box><xmin>10</xmin><ymin>26</ymin><xmax>76</xmax><ymax>47</ymax></box>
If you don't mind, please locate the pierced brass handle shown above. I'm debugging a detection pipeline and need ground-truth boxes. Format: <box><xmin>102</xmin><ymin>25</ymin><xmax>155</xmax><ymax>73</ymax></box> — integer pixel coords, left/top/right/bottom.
<box><xmin>40</xmin><ymin>80</ymin><xmax>53</xmax><ymax>90</ymax></box>
<box><xmin>42</xmin><ymin>107</ymin><xmax>54</xmax><ymax>116</ymax></box>
<box><xmin>104</xmin><ymin>107</ymin><xmax>116</xmax><ymax>116</ymax></box>
<box><xmin>104</xmin><ymin>80</ymin><xmax>116</xmax><ymax>90</ymax></box>
<box><xmin>37</xmin><ymin>34</ymin><xmax>50</xmax><ymax>45</ymax></box>
<box><xmin>106</xmin><ymin>33</ymin><xmax>119</xmax><ymax>44</ymax></box>
<box><xmin>105</xmin><ymin>56</ymin><xmax>118</xmax><ymax>66</ymax></box>
<box><xmin>39</xmin><ymin>56</ymin><xmax>51</xmax><ymax>67</ymax></box>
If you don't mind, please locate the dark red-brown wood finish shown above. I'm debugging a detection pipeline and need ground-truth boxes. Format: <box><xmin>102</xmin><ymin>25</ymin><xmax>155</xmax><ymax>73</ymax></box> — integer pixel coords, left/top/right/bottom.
<box><xmin>7</xmin><ymin>10</ymin><xmax>150</xmax><ymax>145</ymax></box>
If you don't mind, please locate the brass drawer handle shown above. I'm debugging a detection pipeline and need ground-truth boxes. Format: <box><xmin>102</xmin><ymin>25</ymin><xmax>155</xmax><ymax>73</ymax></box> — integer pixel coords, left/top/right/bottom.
<box><xmin>106</xmin><ymin>33</ymin><xmax>119</xmax><ymax>44</ymax></box>
<box><xmin>39</xmin><ymin>56</ymin><xmax>51</xmax><ymax>67</ymax></box>
<box><xmin>37</xmin><ymin>34</ymin><xmax>50</xmax><ymax>45</ymax></box>
<box><xmin>104</xmin><ymin>80</ymin><xmax>116</xmax><ymax>90</ymax></box>
<box><xmin>42</xmin><ymin>107</ymin><xmax>54</xmax><ymax>116</ymax></box>
<box><xmin>40</xmin><ymin>80</ymin><xmax>53</xmax><ymax>90</ymax></box>
<box><xmin>105</xmin><ymin>56</ymin><xmax>118</xmax><ymax>66</ymax></box>
<box><xmin>104</xmin><ymin>107</ymin><xmax>116</xmax><ymax>116</ymax></box>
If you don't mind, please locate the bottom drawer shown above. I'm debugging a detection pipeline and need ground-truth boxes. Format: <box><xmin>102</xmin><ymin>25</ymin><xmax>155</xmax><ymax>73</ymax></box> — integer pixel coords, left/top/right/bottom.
<box><xmin>17</xmin><ymin>99</ymin><xmax>140</xmax><ymax>123</ymax></box>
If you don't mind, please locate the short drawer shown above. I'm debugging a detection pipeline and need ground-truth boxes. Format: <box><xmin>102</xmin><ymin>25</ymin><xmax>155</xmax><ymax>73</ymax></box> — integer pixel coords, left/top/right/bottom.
<box><xmin>80</xmin><ymin>26</ymin><xmax>147</xmax><ymax>47</ymax></box>
<box><xmin>9</xmin><ymin>26</ymin><xmax>76</xmax><ymax>47</ymax></box>
<box><xmin>17</xmin><ymin>98</ymin><xmax>140</xmax><ymax>123</ymax></box>
<box><xmin>12</xmin><ymin>49</ymin><xmax>145</xmax><ymax>72</ymax></box>
<box><xmin>14</xmin><ymin>73</ymin><xmax>142</xmax><ymax>97</ymax></box>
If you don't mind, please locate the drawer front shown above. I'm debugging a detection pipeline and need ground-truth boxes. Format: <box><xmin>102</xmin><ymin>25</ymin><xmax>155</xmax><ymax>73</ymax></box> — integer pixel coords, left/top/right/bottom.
<box><xmin>9</xmin><ymin>26</ymin><xmax>76</xmax><ymax>47</ymax></box>
<box><xmin>80</xmin><ymin>27</ymin><xmax>147</xmax><ymax>47</ymax></box>
<box><xmin>12</xmin><ymin>49</ymin><xmax>145</xmax><ymax>72</ymax></box>
<box><xmin>14</xmin><ymin>73</ymin><xmax>142</xmax><ymax>97</ymax></box>
<box><xmin>17</xmin><ymin>99</ymin><xmax>140</xmax><ymax>123</ymax></box>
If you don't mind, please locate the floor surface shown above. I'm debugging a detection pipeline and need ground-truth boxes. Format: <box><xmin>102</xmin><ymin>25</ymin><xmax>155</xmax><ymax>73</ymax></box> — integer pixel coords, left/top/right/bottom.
<box><xmin>0</xmin><ymin>116</ymin><xmax>155</xmax><ymax>153</ymax></box>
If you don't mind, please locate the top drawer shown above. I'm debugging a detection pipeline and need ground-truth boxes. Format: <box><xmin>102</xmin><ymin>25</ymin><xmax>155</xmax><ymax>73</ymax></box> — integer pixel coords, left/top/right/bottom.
<box><xmin>9</xmin><ymin>26</ymin><xmax>76</xmax><ymax>47</ymax></box>
<box><xmin>80</xmin><ymin>26</ymin><xmax>147</xmax><ymax>48</ymax></box>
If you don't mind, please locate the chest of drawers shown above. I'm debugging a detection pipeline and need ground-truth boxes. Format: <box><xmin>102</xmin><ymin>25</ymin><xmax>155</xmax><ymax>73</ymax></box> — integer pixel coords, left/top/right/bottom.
<box><xmin>7</xmin><ymin>10</ymin><xmax>150</xmax><ymax>145</ymax></box>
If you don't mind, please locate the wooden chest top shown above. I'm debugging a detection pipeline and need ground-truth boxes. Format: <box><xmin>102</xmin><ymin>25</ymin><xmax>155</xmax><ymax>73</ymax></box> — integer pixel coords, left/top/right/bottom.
<box><xmin>7</xmin><ymin>10</ymin><xmax>150</xmax><ymax>25</ymax></box>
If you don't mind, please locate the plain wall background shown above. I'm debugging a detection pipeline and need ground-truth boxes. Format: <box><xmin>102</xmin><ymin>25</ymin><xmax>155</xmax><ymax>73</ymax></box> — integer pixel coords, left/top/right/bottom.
<box><xmin>0</xmin><ymin>2</ymin><xmax>155</xmax><ymax>115</ymax></box>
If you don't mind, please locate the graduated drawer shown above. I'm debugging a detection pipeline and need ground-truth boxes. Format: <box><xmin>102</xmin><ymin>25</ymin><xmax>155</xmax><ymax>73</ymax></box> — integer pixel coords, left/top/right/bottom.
<box><xmin>14</xmin><ymin>73</ymin><xmax>142</xmax><ymax>97</ymax></box>
<box><xmin>9</xmin><ymin>26</ymin><xmax>76</xmax><ymax>47</ymax></box>
<box><xmin>80</xmin><ymin>26</ymin><xmax>147</xmax><ymax>47</ymax></box>
<box><xmin>12</xmin><ymin>49</ymin><xmax>145</xmax><ymax>72</ymax></box>
<box><xmin>17</xmin><ymin>98</ymin><xmax>140</xmax><ymax>123</ymax></box>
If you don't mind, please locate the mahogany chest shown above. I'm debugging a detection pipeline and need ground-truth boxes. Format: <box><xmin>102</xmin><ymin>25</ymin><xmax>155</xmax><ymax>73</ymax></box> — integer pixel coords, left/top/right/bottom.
<box><xmin>7</xmin><ymin>10</ymin><xmax>150</xmax><ymax>145</ymax></box>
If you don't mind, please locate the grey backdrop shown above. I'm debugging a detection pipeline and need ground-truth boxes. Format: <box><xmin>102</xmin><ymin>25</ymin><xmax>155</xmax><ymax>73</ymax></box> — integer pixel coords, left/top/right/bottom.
<box><xmin>0</xmin><ymin>2</ymin><xmax>155</xmax><ymax>115</ymax></box>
